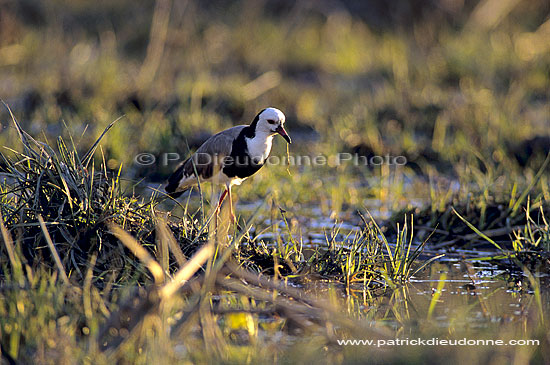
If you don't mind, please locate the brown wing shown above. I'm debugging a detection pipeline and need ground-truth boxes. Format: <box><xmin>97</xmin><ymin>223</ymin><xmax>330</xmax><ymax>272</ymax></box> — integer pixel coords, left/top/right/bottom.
<box><xmin>165</xmin><ymin>126</ymin><xmax>246</xmax><ymax>196</ymax></box>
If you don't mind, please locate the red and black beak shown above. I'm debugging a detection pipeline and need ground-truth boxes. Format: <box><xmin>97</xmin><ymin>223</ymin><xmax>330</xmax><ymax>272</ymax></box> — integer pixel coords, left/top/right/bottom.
<box><xmin>276</xmin><ymin>125</ymin><xmax>291</xmax><ymax>144</ymax></box>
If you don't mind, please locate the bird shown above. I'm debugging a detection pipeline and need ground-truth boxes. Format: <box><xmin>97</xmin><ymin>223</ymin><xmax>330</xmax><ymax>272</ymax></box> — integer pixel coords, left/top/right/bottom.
<box><xmin>165</xmin><ymin>107</ymin><xmax>291</xmax><ymax>221</ymax></box>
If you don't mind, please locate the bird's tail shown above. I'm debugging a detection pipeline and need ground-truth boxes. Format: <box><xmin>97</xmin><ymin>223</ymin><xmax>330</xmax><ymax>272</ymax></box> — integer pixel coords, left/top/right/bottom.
<box><xmin>165</xmin><ymin>162</ymin><xmax>191</xmax><ymax>199</ymax></box>
<box><xmin>165</xmin><ymin>188</ymin><xmax>184</xmax><ymax>199</ymax></box>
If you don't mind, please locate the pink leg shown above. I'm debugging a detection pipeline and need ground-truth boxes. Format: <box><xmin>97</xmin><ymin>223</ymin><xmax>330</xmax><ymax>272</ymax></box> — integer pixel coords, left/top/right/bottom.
<box><xmin>216</xmin><ymin>188</ymin><xmax>228</xmax><ymax>214</ymax></box>
<box><xmin>228</xmin><ymin>186</ymin><xmax>236</xmax><ymax>223</ymax></box>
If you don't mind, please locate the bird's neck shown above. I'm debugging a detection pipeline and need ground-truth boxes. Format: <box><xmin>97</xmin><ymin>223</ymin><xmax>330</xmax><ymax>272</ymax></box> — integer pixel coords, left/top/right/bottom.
<box><xmin>245</xmin><ymin>131</ymin><xmax>274</xmax><ymax>162</ymax></box>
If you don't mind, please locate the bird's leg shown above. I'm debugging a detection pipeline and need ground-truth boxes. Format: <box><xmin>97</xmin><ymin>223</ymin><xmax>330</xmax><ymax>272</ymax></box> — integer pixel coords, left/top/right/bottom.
<box><xmin>216</xmin><ymin>188</ymin><xmax>228</xmax><ymax>216</ymax></box>
<box><xmin>228</xmin><ymin>185</ymin><xmax>236</xmax><ymax>223</ymax></box>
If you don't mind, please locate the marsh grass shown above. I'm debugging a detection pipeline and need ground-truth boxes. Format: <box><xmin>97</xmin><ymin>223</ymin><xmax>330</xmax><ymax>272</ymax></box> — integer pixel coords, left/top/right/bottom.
<box><xmin>1</xmin><ymin>0</ymin><xmax>550</xmax><ymax>362</ymax></box>
<box><xmin>1</xmin><ymin>109</ymin><xmax>160</xmax><ymax>283</ymax></box>
<box><xmin>1</xmin><ymin>111</ymin><xmax>548</xmax><ymax>362</ymax></box>
<box><xmin>389</xmin><ymin>152</ymin><xmax>550</xmax><ymax>255</ymax></box>
<box><xmin>1</xmin><ymin>119</ymin><xmax>549</xmax><ymax>363</ymax></box>
<box><xmin>0</xmin><ymin>107</ymin><xmax>441</xmax><ymax>363</ymax></box>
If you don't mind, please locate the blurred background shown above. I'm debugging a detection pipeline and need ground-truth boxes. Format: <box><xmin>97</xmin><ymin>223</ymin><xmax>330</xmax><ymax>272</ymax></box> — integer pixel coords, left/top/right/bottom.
<box><xmin>0</xmin><ymin>0</ymin><xmax>549</xmax><ymax>214</ymax></box>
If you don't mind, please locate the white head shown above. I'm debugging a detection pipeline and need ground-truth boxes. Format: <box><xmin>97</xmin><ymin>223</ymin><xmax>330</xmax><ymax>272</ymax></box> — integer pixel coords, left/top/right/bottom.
<box><xmin>252</xmin><ymin>107</ymin><xmax>291</xmax><ymax>143</ymax></box>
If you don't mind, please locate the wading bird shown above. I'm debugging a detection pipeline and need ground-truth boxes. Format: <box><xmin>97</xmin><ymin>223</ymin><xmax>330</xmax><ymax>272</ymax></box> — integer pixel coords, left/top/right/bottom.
<box><xmin>165</xmin><ymin>107</ymin><xmax>291</xmax><ymax>221</ymax></box>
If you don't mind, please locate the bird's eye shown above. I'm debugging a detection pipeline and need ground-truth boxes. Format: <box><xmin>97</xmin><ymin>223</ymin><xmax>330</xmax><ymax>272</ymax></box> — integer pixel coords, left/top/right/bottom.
<box><xmin>267</xmin><ymin>119</ymin><xmax>276</xmax><ymax>124</ymax></box>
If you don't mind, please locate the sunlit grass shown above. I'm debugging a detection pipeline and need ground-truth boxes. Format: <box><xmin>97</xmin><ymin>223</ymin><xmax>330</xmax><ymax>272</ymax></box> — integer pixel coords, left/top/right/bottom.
<box><xmin>1</xmin><ymin>0</ymin><xmax>549</xmax><ymax>363</ymax></box>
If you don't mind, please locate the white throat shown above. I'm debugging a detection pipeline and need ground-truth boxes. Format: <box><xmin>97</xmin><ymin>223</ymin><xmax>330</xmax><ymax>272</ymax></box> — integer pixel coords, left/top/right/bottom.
<box><xmin>246</xmin><ymin>131</ymin><xmax>274</xmax><ymax>164</ymax></box>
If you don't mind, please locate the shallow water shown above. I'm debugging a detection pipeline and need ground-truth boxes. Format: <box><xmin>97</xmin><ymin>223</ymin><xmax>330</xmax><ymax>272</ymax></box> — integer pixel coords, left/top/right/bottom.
<box><xmin>238</xmin><ymin>261</ymin><xmax>548</xmax><ymax>357</ymax></box>
<box><xmin>240</xmin><ymin>206</ymin><xmax>548</xmax><ymax>336</ymax></box>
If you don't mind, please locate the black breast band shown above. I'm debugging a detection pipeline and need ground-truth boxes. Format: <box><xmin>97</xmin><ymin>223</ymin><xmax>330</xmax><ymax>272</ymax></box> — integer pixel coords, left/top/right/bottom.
<box><xmin>222</xmin><ymin>127</ymin><xmax>264</xmax><ymax>179</ymax></box>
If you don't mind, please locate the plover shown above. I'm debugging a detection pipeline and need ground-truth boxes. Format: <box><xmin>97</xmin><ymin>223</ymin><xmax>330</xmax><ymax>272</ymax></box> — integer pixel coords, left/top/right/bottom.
<box><xmin>165</xmin><ymin>107</ymin><xmax>291</xmax><ymax>221</ymax></box>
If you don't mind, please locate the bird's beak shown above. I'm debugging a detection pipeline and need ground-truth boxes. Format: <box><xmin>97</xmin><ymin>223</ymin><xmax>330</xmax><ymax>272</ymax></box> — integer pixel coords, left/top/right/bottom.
<box><xmin>276</xmin><ymin>125</ymin><xmax>291</xmax><ymax>144</ymax></box>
